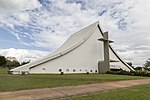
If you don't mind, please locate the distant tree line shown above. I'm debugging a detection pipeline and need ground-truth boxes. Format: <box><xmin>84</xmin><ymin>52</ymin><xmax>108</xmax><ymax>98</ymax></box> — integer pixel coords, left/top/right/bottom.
<box><xmin>127</xmin><ymin>58</ymin><xmax>150</xmax><ymax>71</ymax></box>
<box><xmin>0</xmin><ymin>55</ymin><xmax>30</xmax><ymax>69</ymax></box>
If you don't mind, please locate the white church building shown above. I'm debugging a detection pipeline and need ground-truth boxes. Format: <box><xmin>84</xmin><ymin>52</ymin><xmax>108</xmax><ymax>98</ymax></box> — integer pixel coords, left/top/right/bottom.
<box><xmin>10</xmin><ymin>21</ymin><xmax>134</xmax><ymax>74</ymax></box>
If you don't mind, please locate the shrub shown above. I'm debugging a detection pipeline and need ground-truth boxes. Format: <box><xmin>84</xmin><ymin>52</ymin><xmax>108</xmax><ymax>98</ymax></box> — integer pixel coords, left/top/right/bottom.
<box><xmin>106</xmin><ymin>70</ymin><xmax>150</xmax><ymax>77</ymax></box>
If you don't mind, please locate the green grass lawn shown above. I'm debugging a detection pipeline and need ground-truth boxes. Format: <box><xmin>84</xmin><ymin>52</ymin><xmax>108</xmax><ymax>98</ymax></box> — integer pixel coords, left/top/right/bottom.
<box><xmin>66</xmin><ymin>84</ymin><xmax>150</xmax><ymax>100</ymax></box>
<box><xmin>0</xmin><ymin>67</ymin><xmax>9</xmax><ymax>74</ymax></box>
<box><xmin>0</xmin><ymin>68</ymin><xmax>147</xmax><ymax>92</ymax></box>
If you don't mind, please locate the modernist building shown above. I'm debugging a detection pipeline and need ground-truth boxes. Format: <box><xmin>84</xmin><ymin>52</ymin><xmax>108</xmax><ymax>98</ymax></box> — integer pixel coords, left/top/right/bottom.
<box><xmin>10</xmin><ymin>21</ymin><xmax>134</xmax><ymax>74</ymax></box>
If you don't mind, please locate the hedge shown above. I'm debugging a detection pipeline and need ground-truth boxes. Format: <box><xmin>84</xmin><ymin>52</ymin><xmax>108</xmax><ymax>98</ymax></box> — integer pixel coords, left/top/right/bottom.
<box><xmin>106</xmin><ymin>70</ymin><xmax>150</xmax><ymax>77</ymax></box>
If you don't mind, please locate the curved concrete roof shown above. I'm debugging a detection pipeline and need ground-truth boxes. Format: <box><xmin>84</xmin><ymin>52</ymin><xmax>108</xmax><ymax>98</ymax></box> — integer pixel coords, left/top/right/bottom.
<box><xmin>10</xmin><ymin>21</ymin><xmax>134</xmax><ymax>72</ymax></box>
<box><xmin>10</xmin><ymin>22</ymin><xmax>99</xmax><ymax>71</ymax></box>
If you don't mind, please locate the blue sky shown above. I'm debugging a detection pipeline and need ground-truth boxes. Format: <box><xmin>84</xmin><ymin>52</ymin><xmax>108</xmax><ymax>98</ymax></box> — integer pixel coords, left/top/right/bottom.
<box><xmin>0</xmin><ymin>0</ymin><xmax>150</xmax><ymax>66</ymax></box>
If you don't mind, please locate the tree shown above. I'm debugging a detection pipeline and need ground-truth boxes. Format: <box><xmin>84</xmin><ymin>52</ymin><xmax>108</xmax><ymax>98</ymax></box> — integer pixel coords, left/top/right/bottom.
<box><xmin>6</xmin><ymin>60</ymin><xmax>20</xmax><ymax>68</ymax></box>
<box><xmin>11</xmin><ymin>60</ymin><xmax>20</xmax><ymax>67</ymax></box>
<box><xmin>144</xmin><ymin>58</ymin><xmax>150</xmax><ymax>68</ymax></box>
<box><xmin>21</xmin><ymin>60</ymin><xmax>30</xmax><ymax>66</ymax></box>
<box><xmin>5</xmin><ymin>57</ymin><xmax>20</xmax><ymax>68</ymax></box>
<box><xmin>0</xmin><ymin>56</ymin><xmax>7</xmax><ymax>67</ymax></box>
<box><xmin>134</xmin><ymin>66</ymin><xmax>142</xmax><ymax>71</ymax></box>
<box><xmin>127</xmin><ymin>62</ymin><xmax>134</xmax><ymax>69</ymax></box>
<box><xmin>127</xmin><ymin>62</ymin><xmax>132</xmax><ymax>66</ymax></box>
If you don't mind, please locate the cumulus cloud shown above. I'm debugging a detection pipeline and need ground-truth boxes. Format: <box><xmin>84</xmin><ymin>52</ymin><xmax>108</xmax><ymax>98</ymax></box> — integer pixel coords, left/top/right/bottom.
<box><xmin>0</xmin><ymin>0</ymin><xmax>41</xmax><ymax>23</ymax></box>
<box><xmin>0</xmin><ymin>0</ymin><xmax>149</xmax><ymax>66</ymax></box>
<box><xmin>0</xmin><ymin>48</ymin><xmax>49</xmax><ymax>63</ymax></box>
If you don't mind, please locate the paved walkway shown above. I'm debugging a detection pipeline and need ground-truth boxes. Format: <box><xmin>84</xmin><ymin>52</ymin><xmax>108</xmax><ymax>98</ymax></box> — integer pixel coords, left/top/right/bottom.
<box><xmin>0</xmin><ymin>78</ymin><xmax>150</xmax><ymax>100</ymax></box>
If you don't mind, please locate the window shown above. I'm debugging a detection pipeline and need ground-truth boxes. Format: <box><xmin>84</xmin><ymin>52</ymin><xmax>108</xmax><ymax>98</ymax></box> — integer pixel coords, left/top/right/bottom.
<box><xmin>90</xmin><ymin>70</ymin><xmax>92</xmax><ymax>72</ymax></box>
<box><xmin>73</xmin><ymin>69</ymin><xmax>76</xmax><ymax>72</ymax></box>
<box><xmin>66</xmin><ymin>69</ymin><xmax>69</xmax><ymax>72</ymax></box>
<box><xmin>95</xmin><ymin>70</ymin><xmax>97</xmax><ymax>73</ymax></box>
<box><xmin>42</xmin><ymin>68</ymin><xmax>46</xmax><ymax>71</ymax></box>
<box><xmin>79</xmin><ymin>69</ymin><xmax>82</xmax><ymax>71</ymax></box>
<box><xmin>58</xmin><ymin>69</ymin><xmax>62</xmax><ymax>72</ymax></box>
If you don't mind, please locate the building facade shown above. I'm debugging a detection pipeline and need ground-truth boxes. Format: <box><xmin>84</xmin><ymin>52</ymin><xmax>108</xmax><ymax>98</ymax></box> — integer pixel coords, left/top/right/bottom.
<box><xmin>10</xmin><ymin>22</ymin><xmax>134</xmax><ymax>74</ymax></box>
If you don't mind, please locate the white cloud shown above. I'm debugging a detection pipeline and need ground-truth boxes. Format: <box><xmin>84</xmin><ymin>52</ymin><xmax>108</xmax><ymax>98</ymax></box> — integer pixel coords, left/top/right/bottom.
<box><xmin>0</xmin><ymin>0</ymin><xmax>149</xmax><ymax>66</ymax></box>
<box><xmin>0</xmin><ymin>0</ymin><xmax>40</xmax><ymax>11</ymax></box>
<box><xmin>0</xmin><ymin>0</ymin><xmax>41</xmax><ymax>22</ymax></box>
<box><xmin>0</xmin><ymin>48</ymin><xmax>49</xmax><ymax>63</ymax></box>
<box><xmin>107</xmin><ymin>0</ymin><xmax>150</xmax><ymax>66</ymax></box>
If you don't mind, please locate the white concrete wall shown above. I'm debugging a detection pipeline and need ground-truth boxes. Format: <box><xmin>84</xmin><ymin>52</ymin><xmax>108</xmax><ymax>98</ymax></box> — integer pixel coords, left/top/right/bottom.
<box><xmin>29</xmin><ymin>27</ymin><xmax>104</xmax><ymax>74</ymax></box>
